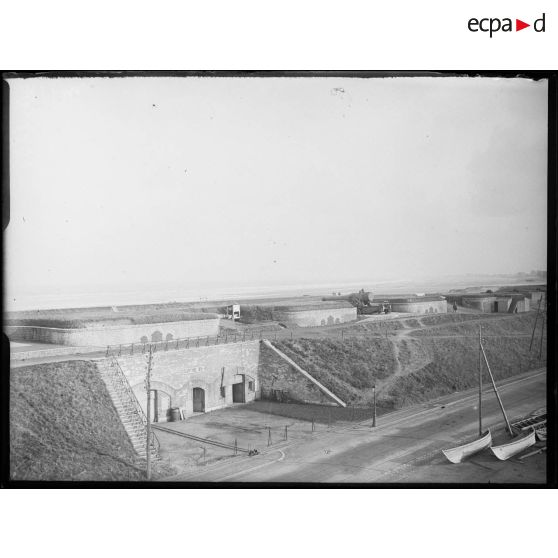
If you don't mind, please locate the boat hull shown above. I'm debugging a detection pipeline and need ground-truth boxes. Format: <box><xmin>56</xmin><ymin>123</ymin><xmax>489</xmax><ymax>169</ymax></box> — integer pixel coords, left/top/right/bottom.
<box><xmin>490</xmin><ymin>429</ymin><xmax>536</xmax><ymax>461</ymax></box>
<box><xmin>442</xmin><ymin>430</ymin><xmax>492</xmax><ymax>464</ymax></box>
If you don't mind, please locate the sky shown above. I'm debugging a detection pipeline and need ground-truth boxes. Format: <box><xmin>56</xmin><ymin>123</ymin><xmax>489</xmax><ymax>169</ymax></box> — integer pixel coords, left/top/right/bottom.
<box><xmin>4</xmin><ymin>76</ymin><xmax>548</xmax><ymax>309</ymax></box>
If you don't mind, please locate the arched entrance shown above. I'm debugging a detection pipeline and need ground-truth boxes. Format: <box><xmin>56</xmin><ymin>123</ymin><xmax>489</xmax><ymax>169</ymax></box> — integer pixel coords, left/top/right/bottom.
<box><xmin>193</xmin><ymin>387</ymin><xmax>205</xmax><ymax>413</ymax></box>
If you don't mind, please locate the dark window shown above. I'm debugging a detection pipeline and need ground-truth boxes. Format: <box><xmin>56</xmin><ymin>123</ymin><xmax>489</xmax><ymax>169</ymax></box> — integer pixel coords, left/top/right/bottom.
<box><xmin>248</xmin><ymin>381</ymin><xmax>254</xmax><ymax>392</ymax></box>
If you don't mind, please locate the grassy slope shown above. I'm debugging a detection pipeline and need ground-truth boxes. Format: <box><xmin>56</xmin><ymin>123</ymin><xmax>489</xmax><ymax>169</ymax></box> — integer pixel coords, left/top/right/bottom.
<box><xmin>274</xmin><ymin>338</ymin><xmax>397</xmax><ymax>404</ymax></box>
<box><xmin>10</xmin><ymin>361</ymin><xmax>146</xmax><ymax>481</ymax></box>
<box><xmin>271</xmin><ymin>313</ymin><xmax>546</xmax><ymax>411</ymax></box>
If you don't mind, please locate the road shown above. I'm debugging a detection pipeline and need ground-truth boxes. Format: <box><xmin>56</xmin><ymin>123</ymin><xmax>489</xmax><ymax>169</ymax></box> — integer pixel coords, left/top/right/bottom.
<box><xmin>162</xmin><ymin>368</ymin><xmax>546</xmax><ymax>483</ymax></box>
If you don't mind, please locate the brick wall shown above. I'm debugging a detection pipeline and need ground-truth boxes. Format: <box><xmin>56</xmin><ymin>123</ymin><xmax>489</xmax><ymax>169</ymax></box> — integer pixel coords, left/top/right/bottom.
<box><xmin>272</xmin><ymin>307</ymin><xmax>357</xmax><ymax>327</ymax></box>
<box><xmin>4</xmin><ymin>318</ymin><xmax>220</xmax><ymax>346</ymax></box>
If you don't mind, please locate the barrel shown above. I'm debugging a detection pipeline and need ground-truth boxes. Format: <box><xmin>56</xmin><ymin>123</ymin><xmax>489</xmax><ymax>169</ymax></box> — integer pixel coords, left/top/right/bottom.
<box><xmin>169</xmin><ymin>407</ymin><xmax>181</xmax><ymax>422</ymax></box>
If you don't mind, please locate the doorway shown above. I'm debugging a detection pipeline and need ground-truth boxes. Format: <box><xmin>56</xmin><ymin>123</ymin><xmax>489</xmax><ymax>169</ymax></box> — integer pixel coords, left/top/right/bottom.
<box><xmin>193</xmin><ymin>387</ymin><xmax>205</xmax><ymax>413</ymax></box>
<box><xmin>232</xmin><ymin>382</ymin><xmax>245</xmax><ymax>403</ymax></box>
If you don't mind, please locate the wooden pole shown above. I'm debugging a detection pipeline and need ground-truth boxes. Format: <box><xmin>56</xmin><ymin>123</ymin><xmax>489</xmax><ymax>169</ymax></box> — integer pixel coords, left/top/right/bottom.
<box><xmin>478</xmin><ymin>325</ymin><xmax>483</xmax><ymax>437</ymax></box>
<box><xmin>529</xmin><ymin>297</ymin><xmax>542</xmax><ymax>350</ymax></box>
<box><xmin>146</xmin><ymin>345</ymin><xmax>153</xmax><ymax>480</ymax></box>
<box><xmin>539</xmin><ymin>313</ymin><xmax>545</xmax><ymax>359</ymax></box>
<box><xmin>373</xmin><ymin>387</ymin><xmax>377</xmax><ymax>427</ymax></box>
<box><xmin>480</xmin><ymin>342</ymin><xmax>513</xmax><ymax>436</ymax></box>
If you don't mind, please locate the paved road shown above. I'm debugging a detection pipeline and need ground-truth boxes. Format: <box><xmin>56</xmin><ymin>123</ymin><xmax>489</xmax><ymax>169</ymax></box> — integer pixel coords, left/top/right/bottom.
<box><xmin>163</xmin><ymin>369</ymin><xmax>546</xmax><ymax>483</ymax></box>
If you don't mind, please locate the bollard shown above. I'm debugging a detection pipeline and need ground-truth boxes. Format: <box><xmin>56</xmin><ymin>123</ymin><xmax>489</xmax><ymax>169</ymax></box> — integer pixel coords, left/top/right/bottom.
<box><xmin>176</xmin><ymin>339</ymin><xmax>179</xmax><ymax>349</ymax></box>
<box><xmin>203</xmin><ymin>446</ymin><xmax>206</xmax><ymax>464</ymax></box>
<box><xmin>311</xmin><ymin>417</ymin><xmax>315</xmax><ymax>432</ymax></box>
<box><xmin>268</xmin><ymin>427</ymin><xmax>272</xmax><ymax>446</ymax></box>
<box><xmin>284</xmin><ymin>425</ymin><xmax>288</xmax><ymax>441</ymax></box>
<box><xmin>234</xmin><ymin>439</ymin><xmax>238</xmax><ymax>456</ymax></box>
<box><xmin>106</xmin><ymin>346</ymin><xmax>110</xmax><ymax>357</ymax></box>
<box><xmin>118</xmin><ymin>344</ymin><xmax>122</xmax><ymax>356</ymax></box>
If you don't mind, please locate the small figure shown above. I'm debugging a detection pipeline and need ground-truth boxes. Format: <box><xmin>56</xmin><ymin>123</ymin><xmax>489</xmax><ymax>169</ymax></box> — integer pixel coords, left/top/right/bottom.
<box><xmin>453</xmin><ymin>302</ymin><xmax>458</xmax><ymax>313</ymax></box>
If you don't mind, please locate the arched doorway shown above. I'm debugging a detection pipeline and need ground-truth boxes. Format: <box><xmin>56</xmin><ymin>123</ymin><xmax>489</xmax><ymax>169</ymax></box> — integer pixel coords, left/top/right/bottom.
<box><xmin>193</xmin><ymin>388</ymin><xmax>205</xmax><ymax>413</ymax></box>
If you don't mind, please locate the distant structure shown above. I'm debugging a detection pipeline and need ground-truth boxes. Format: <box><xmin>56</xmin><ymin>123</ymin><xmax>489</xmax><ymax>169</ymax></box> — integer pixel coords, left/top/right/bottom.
<box><xmin>388</xmin><ymin>295</ymin><xmax>447</xmax><ymax>314</ymax></box>
<box><xmin>225</xmin><ymin>304</ymin><xmax>241</xmax><ymax>321</ymax></box>
<box><xmin>455</xmin><ymin>294</ymin><xmax>530</xmax><ymax>313</ymax></box>
<box><xmin>273</xmin><ymin>301</ymin><xmax>357</xmax><ymax>327</ymax></box>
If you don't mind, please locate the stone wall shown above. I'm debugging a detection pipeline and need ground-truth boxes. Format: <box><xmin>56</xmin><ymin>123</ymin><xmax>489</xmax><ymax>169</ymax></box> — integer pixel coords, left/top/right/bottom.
<box><xmin>99</xmin><ymin>338</ymin><xmax>344</xmax><ymax>421</ymax></box>
<box><xmin>272</xmin><ymin>307</ymin><xmax>357</xmax><ymax>327</ymax></box>
<box><xmin>389</xmin><ymin>300</ymin><xmax>448</xmax><ymax>314</ymax></box>
<box><xmin>462</xmin><ymin>296</ymin><xmax>496</xmax><ymax>313</ymax></box>
<box><xmin>5</xmin><ymin>318</ymin><xmax>221</xmax><ymax>347</ymax></box>
<box><xmin>110</xmin><ymin>340</ymin><xmax>261</xmax><ymax>420</ymax></box>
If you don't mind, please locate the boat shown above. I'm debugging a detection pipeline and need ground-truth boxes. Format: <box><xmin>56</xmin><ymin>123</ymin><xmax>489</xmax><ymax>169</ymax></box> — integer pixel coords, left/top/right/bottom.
<box><xmin>490</xmin><ymin>428</ymin><xmax>536</xmax><ymax>461</ymax></box>
<box><xmin>442</xmin><ymin>430</ymin><xmax>492</xmax><ymax>464</ymax></box>
<box><xmin>535</xmin><ymin>427</ymin><xmax>546</xmax><ymax>442</ymax></box>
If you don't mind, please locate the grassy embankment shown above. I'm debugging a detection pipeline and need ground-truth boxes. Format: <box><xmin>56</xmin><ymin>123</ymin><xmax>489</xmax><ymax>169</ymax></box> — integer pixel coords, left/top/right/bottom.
<box><xmin>10</xmin><ymin>361</ymin><xmax>165</xmax><ymax>481</ymax></box>
<box><xmin>270</xmin><ymin>313</ymin><xmax>545</xmax><ymax>419</ymax></box>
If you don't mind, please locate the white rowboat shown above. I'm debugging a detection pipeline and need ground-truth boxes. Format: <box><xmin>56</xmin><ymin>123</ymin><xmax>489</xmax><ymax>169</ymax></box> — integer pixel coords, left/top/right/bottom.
<box><xmin>442</xmin><ymin>430</ymin><xmax>492</xmax><ymax>464</ymax></box>
<box><xmin>490</xmin><ymin>429</ymin><xmax>536</xmax><ymax>461</ymax></box>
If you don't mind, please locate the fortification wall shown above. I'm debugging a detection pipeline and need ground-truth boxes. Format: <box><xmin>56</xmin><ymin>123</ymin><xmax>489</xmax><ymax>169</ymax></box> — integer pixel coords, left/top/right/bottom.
<box><xmin>111</xmin><ymin>340</ymin><xmax>260</xmax><ymax>419</ymax></box>
<box><xmin>462</xmin><ymin>297</ymin><xmax>496</xmax><ymax>313</ymax></box>
<box><xmin>389</xmin><ymin>300</ymin><xmax>447</xmax><ymax>314</ymax></box>
<box><xmin>5</xmin><ymin>318</ymin><xmax>220</xmax><ymax>347</ymax></box>
<box><xmin>273</xmin><ymin>307</ymin><xmax>357</xmax><ymax>327</ymax></box>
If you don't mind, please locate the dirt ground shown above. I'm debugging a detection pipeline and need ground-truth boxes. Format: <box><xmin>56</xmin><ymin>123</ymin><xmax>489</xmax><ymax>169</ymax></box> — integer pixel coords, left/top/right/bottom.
<box><xmin>156</xmin><ymin>369</ymin><xmax>547</xmax><ymax>483</ymax></box>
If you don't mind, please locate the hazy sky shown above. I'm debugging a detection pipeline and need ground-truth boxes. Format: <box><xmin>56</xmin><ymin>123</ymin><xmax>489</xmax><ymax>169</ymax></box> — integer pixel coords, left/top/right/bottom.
<box><xmin>5</xmin><ymin>76</ymin><xmax>547</xmax><ymax>306</ymax></box>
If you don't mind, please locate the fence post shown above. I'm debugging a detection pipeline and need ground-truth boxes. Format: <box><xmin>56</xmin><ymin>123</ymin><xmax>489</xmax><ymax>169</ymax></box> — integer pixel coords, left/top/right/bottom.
<box><xmin>106</xmin><ymin>346</ymin><xmax>110</xmax><ymax>357</ymax></box>
<box><xmin>311</xmin><ymin>417</ymin><xmax>315</xmax><ymax>432</ymax></box>
<box><xmin>234</xmin><ymin>439</ymin><xmax>238</xmax><ymax>456</ymax></box>
<box><xmin>268</xmin><ymin>427</ymin><xmax>272</xmax><ymax>446</ymax></box>
<box><xmin>284</xmin><ymin>425</ymin><xmax>288</xmax><ymax>441</ymax></box>
<box><xmin>118</xmin><ymin>344</ymin><xmax>122</xmax><ymax>356</ymax></box>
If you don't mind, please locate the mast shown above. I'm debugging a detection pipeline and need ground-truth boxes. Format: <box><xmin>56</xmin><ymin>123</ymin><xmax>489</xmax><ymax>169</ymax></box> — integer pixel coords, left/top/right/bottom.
<box><xmin>479</xmin><ymin>340</ymin><xmax>513</xmax><ymax>437</ymax></box>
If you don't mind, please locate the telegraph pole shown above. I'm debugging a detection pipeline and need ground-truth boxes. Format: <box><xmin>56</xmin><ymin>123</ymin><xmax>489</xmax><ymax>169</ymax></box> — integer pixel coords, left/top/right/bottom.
<box><xmin>529</xmin><ymin>297</ymin><xmax>542</xmax><ymax>350</ymax></box>
<box><xmin>146</xmin><ymin>344</ymin><xmax>153</xmax><ymax>480</ymax></box>
<box><xmin>372</xmin><ymin>385</ymin><xmax>377</xmax><ymax>427</ymax></box>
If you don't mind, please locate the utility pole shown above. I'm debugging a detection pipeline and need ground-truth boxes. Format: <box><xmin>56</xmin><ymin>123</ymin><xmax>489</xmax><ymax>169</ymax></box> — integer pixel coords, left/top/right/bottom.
<box><xmin>372</xmin><ymin>385</ymin><xmax>377</xmax><ymax>427</ymax></box>
<box><xmin>478</xmin><ymin>325</ymin><xmax>483</xmax><ymax>437</ymax></box>
<box><xmin>539</xmin><ymin>313</ymin><xmax>545</xmax><ymax>359</ymax></box>
<box><xmin>146</xmin><ymin>344</ymin><xmax>153</xmax><ymax>480</ymax></box>
<box><xmin>529</xmin><ymin>297</ymin><xmax>543</xmax><ymax>350</ymax></box>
